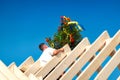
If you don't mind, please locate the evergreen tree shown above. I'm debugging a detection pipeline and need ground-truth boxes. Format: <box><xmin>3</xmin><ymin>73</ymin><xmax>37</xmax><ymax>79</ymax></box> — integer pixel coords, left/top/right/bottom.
<box><xmin>46</xmin><ymin>16</ymin><xmax>84</xmax><ymax>49</ymax></box>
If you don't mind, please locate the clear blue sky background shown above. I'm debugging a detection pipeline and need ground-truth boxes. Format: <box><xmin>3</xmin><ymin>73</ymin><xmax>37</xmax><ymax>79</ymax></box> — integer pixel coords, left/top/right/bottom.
<box><xmin>0</xmin><ymin>0</ymin><xmax>120</xmax><ymax>79</ymax></box>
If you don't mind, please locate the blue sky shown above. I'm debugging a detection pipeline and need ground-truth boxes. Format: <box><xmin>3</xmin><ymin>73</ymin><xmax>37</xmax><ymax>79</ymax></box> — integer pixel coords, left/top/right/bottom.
<box><xmin>0</xmin><ymin>0</ymin><xmax>120</xmax><ymax>79</ymax></box>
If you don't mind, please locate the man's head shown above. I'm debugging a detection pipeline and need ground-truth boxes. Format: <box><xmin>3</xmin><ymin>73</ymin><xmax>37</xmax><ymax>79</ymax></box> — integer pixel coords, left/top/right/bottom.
<box><xmin>39</xmin><ymin>43</ymin><xmax>48</xmax><ymax>51</ymax></box>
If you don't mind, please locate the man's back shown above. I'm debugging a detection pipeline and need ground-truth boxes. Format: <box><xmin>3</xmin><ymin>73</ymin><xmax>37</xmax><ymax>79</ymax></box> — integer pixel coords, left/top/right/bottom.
<box><xmin>39</xmin><ymin>47</ymin><xmax>55</xmax><ymax>66</ymax></box>
<box><xmin>38</xmin><ymin>43</ymin><xmax>64</xmax><ymax>67</ymax></box>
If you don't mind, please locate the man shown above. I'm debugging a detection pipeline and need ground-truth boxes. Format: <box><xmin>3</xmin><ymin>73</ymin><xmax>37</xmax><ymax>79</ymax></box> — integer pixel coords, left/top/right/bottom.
<box><xmin>38</xmin><ymin>43</ymin><xmax>64</xmax><ymax>67</ymax></box>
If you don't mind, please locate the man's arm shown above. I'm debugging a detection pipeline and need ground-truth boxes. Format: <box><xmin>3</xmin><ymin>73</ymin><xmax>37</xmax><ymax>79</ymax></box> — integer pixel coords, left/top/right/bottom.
<box><xmin>53</xmin><ymin>48</ymin><xmax>64</xmax><ymax>55</ymax></box>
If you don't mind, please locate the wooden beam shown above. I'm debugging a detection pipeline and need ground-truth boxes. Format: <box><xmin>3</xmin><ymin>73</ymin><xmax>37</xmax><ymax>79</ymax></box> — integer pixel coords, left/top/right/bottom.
<box><xmin>35</xmin><ymin>44</ymin><xmax>71</xmax><ymax>79</ymax></box>
<box><xmin>95</xmin><ymin>49</ymin><xmax>120</xmax><ymax>80</ymax></box>
<box><xmin>0</xmin><ymin>60</ymin><xmax>19</xmax><ymax>80</ymax></box>
<box><xmin>19</xmin><ymin>56</ymin><xmax>34</xmax><ymax>72</ymax></box>
<box><xmin>109</xmin><ymin>49</ymin><xmax>116</xmax><ymax>57</ymax></box>
<box><xmin>117</xmin><ymin>76</ymin><xmax>120</xmax><ymax>80</ymax></box>
<box><xmin>24</xmin><ymin>60</ymin><xmax>41</xmax><ymax>76</ymax></box>
<box><xmin>8</xmin><ymin>62</ymin><xmax>29</xmax><ymax>80</ymax></box>
<box><xmin>0</xmin><ymin>71</ymin><xmax>8</xmax><ymax>80</ymax></box>
<box><xmin>61</xmin><ymin>30</ymin><xmax>110</xmax><ymax>80</ymax></box>
<box><xmin>45</xmin><ymin>38</ymin><xmax>90</xmax><ymax>80</ymax></box>
<box><xmin>118</xmin><ymin>63</ymin><xmax>120</xmax><ymax>70</ymax></box>
<box><xmin>29</xmin><ymin>74</ymin><xmax>40</xmax><ymax>80</ymax></box>
<box><xmin>77</xmin><ymin>30</ymin><xmax>120</xmax><ymax>80</ymax></box>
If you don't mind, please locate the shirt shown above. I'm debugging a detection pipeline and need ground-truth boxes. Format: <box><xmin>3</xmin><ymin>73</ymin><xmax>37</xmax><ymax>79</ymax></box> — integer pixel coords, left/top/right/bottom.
<box><xmin>39</xmin><ymin>47</ymin><xmax>55</xmax><ymax>66</ymax></box>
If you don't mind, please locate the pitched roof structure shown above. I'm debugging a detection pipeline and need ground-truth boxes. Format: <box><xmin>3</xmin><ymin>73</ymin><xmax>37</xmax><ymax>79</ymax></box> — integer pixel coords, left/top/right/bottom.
<box><xmin>0</xmin><ymin>30</ymin><xmax>120</xmax><ymax>80</ymax></box>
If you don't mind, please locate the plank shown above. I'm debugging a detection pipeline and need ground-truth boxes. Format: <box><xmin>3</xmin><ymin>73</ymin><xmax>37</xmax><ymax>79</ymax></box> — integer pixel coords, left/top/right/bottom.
<box><xmin>35</xmin><ymin>44</ymin><xmax>71</xmax><ymax>79</ymax></box>
<box><xmin>45</xmin><ymin>38</ymin><xmax>90</xmax><ymax>80</ymax></box>
<box><xmin>19</xmin><ymin>56</ymin><xmax>34</xmax><ymax>72</ymax></box>
<box><xmin>109</xmin><ymin>49</ymin><xmax>116</xmax><ymax>57</ymax></box>
<box><xmin>117</xmin><ymin>76</ymin><xmax>120</xmax><ymax>80</ymax></box>
<box><xmin>0</xmin><ymin>71</ymin><xmax>8</xmax><ymax>80</ymax></box>
<box><xmin>0</xmin><ymin>60</ymin><xmax>19</xmax><ymax>80</ymax></box>
<box><xmin>118</xmin><ymin>63</ymin><xmax>120</xmax><ymax>70</ymax></box>
<box><xmin>60</xmin><ymin>30</ymin><xmax>110</xmax><ymax>80</ymax></box>
<box><xmin>24</xmin><ymin>59</ymin><xmax>41</xmax><ymax>76</ymax></box>
<box><xmin>77</xmin><ymin>30</ymin><xmax>120</xmax><ymax>80</ymax></box>
<box><xmin>95</xmin><ymin>49</ymin><xmax>120</xmax><ymax>80</ymax></box>
<box><xmin>29</xmin><ymin>74</ymin><xmax>40</xmax><ymax>80</ymax></box>
<box><xmin>8</xmin><ymin>62</ymin><xmax>29</xmax><ymax>80</ymax></box>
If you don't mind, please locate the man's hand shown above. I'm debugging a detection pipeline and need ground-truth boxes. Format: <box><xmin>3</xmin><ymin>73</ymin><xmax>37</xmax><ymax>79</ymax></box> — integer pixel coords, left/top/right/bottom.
<box><xmin>53</xmin><ymin>48</ymin><xmax>64</xmax><ymax>55</ymax></box>
<box><xmin>59</xmin><ymin>48</ymin><xmax>64</xmax><ymax>52</ymax></box>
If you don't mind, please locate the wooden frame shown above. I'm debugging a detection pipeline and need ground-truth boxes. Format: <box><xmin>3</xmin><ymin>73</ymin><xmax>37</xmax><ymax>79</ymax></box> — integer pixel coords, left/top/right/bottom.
<box><xmin>19</xmin><ymin>56</ymin><xmax>34</xmax><ymax>72</ymax></box>
<box><xmin>8</xmin><ymin>62</ymin><xmax>29</xmax><ymax>80</ymax></box>
<box><xmin>0</xmin><ymin>30</ymin><xmax>120</xmax><ymax>80</ymax></box>
<box><xmin>95</xmin><ymin>49</ymin><xmax>120</xmax><ymax>80</ymax></box>
<box><xmin>77</xmin><ymin>30</ymin><xmax>120</xmax><ymax>80</ymax></box>
<box><xmin>60</xmin><ymin>30</ymin><xmax>110</xmax><ymax>80</ymax></box>
<box><xmin>0</xmin><ymin>60</ymin><xmax>19</xmax><ymax>80</ymax></box>
<box><xmin>45</xmin><ymin>38</ymin><xmax>90</xmax><ymax>80</ymax></box>
<box><xmin>35</xmin><ymin>44</ymin><xmax>71</xmax><ymax>79</ymax></box>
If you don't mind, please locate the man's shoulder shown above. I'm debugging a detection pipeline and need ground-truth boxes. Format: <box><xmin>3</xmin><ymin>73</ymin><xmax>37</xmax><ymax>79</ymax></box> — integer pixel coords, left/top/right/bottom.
<box><xmin>46</xmin><ymin>47</ymin><xmax>55</xmax><ymax>50</ymax></box>
<box><xmin>43</xmin><ymin>47</ymin><xmax>55</xmax><ymax>54</ymax></box>
<box><xmin>43</xmin><ymin>47</ymin><xmax>51</xmax><ymax>52</ymax></box>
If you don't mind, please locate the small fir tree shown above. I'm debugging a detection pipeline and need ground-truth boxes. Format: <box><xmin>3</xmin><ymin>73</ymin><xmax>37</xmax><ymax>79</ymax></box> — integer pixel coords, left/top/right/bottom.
<box><xmin>46</xmin><ymin>16</ymin><xmax>84</xmax><ymax>49</ymax></box>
